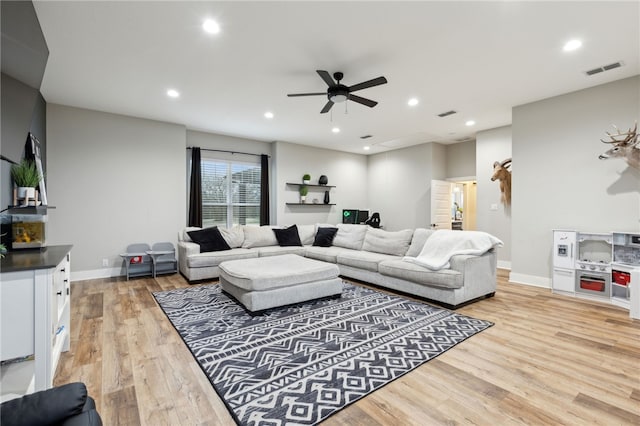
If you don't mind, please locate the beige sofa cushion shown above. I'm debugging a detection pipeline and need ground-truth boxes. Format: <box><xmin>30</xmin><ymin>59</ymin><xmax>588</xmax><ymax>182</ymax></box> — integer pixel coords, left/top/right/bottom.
<box><xmin>378</xmin><ymin>259</ymin><xmax>463</xmax><ymax>289</ymax></box>
<box><xmin>219</xmin><ymin>226</ymin><xmax>245</xmax><ymax>248</ymax></box>
<box><xmin>186</xmin><ymin>248</ymin><xmax>257</xmax><ymax>268</ymax></box>
<box><xmin>297</xmin><ymin>224</ymin><xmax>317</xmax><ymax>245</ymax></box>
<box><xmin>242</xmin><ymin>225</ymin><xmax>279</xmax><ymax>248</ymax></box>
<box><xmin>305</xmin><ymin>246</ymin><xmax>353</xmax><ymax>263</ymax></box>
<box><xmin>333</xmin><ymin>224</ymin><xmax>368</xmax><ymax>250</ymax></box>
<box><xmin>362</xmin><ymin>228</ymin><xmax>413</xmax><ymax>256</ymax></box>
<box><xmin>404</xmin><ymin>228</ymin><xmax>435</xmax><ymax>257</ymax></box>
<box><xmin>258</xmin><ymin>246</ymin><xmax>306</xmax><ymax>257</ymax></box>
<box><xmin>337</xmin><ymin>251</ymin><xmax>400</xmax><ymax>272</ymax></box>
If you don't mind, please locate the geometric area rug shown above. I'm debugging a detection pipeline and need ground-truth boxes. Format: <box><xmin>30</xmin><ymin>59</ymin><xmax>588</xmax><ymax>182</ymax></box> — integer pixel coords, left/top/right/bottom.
<box><xmin>153</xmin><ymin>282</ymin><xmax>493</xmax><ymax>425</ymax></box>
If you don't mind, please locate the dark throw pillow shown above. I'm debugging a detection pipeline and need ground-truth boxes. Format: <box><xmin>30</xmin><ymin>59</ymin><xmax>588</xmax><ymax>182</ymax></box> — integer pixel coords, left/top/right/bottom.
<box><xmin>313</xmin><ymin>227</ymin><xmax>338</xmax><ymax>247</ymax></box>
<box><xmin>273</xmin><ymin>225</ymin><xmax>303</xmax><ymax>247</ymax></box>
<box><xmin>187</xmin><ymin>226</ymin><xmax>231</xmax><ymax>252</ymax></box>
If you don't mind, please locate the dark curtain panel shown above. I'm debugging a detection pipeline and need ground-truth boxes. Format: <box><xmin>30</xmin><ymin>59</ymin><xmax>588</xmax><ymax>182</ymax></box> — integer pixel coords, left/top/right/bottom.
<box><xmin>260</xmin><ymin>154</ymin><xmax>270</xmax><ymax>225</ymax></box>
<box><xmin>188</xmin><ymin>147</ymin><xmax>202</xmax><ymax>227</ymax></box>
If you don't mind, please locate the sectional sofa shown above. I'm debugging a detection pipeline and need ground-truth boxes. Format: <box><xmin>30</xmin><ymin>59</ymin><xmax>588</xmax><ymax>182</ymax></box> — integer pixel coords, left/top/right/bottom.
<box><xmin>177</xmin><ymin>224</ymin><xmax>500</xmax><ymax>308</ymax></box>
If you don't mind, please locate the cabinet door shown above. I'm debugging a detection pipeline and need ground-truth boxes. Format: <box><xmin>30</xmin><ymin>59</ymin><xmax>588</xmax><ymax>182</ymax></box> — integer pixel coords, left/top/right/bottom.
<box><xmin>553</xmin><ymin>231</ymin><xmax>576</xmax><ymax>269</ymax></box>
<box><xmin>552</xmin><ymin>268</ymin><xmax>575</xmax><ymax>293</ymax></box>
<box><xmin>1</xmin><ymin>271</ymin><xmax>35</xmax><ymax>360</ymax></box>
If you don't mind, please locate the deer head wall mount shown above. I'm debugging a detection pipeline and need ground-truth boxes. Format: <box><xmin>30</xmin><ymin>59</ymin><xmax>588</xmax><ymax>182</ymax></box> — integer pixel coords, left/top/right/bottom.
<box><xmin>598</xmin><ymin>122</ymin><xmax>639</xmax><ymax>170</ymax></box>
<box><xmin>491</xmin><ymin>158</ymin><xmax>512</xmax><ymax>206</ymax></box>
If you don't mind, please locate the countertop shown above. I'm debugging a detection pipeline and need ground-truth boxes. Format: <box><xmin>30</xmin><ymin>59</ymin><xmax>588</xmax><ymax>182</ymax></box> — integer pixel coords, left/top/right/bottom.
<box><xmin>0</xmin><ymin>245</ymin><xmax>72</xmax><ymax>273</ymax></box>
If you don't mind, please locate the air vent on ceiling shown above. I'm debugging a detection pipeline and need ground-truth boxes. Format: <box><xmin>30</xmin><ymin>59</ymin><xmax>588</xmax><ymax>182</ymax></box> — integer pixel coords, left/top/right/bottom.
<box><xmin>455</xmin><ymin>137</ymin><xmax>473</xmax><ymax>143</ymax></box>
<box><xmin>585</xmin><ymin>61</ymin><xmax>623</xmax><ymax>76</ymax></box>
<box><xmin>360</xmin><ymin>135</ymin><xmax>372</xmax><ymax>139</ymax></box>
<box><xmin>437</xmin><ymin>110</ymin><xmax>457</xmax><ymax>118</ymax></box>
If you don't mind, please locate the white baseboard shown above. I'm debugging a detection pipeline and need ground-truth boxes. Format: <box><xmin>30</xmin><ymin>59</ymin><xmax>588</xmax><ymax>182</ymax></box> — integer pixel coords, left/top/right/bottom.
<box><xmin>508</xmin><ymin>272</ymin><xmax>551</xmax><ymax>288</ymax></box>
<box><xmin>497</xmin><ymin>260</ymin><xmax>511</xmax><ymax>270</ymax></box>
<box><xmin>71</xmin><ymin>267</ymin><xmax>122</xmax><ymax>282</ymax></box>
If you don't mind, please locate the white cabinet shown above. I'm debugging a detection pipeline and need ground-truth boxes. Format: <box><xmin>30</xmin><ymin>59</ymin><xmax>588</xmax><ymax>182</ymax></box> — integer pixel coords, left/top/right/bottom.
<box><xmin>0</xmin><ymin>246</ymin><xmax>71</xmax><ymax>401</ymax></box>
<box><xmin>552</xmin><ymin>268</ymin><xmax>575</xmax><ymax>293</ymax></box>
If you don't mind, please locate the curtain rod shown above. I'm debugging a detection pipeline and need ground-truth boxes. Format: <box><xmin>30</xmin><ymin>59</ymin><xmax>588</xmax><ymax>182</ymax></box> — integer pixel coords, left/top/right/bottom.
<box><xmin>187</xmin><ymin>147</ymin><xmax>270</xmax><ymax>158</ymax></box>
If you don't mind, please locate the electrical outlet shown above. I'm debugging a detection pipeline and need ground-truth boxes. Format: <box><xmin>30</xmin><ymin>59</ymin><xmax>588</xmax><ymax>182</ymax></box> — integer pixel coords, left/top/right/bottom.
<box><xmin>490</xmin><ymin>204</ymin><xmax>498</xmax><ymax>211</ymax></box>
<box><xmin>102</xmin><ymin>258</ymin><xmax>109</xmax><ymax>267</ymax></box>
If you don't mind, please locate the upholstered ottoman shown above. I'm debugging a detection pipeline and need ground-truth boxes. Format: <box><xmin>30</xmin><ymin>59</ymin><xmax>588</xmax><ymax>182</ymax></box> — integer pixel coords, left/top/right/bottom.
<box><xmin>219</xmin><ymin>254</ymin><xmax>342</xmax><ymax>312</ymax></box>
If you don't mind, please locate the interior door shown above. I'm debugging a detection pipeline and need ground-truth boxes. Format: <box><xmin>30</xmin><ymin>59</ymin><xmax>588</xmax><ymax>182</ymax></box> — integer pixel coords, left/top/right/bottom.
<box><xmin>430</xmin><ymin>180</ymin><xmax>452</xmax><ymax>230</ymax></box>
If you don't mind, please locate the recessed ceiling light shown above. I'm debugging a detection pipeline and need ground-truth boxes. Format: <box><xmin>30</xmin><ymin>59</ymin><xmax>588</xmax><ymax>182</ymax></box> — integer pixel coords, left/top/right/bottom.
<box><xmin>408</xmin><ymin>98</ymin><xmax>419</xmax><ymax>107</ymax></box>
<box><xmin>166</xmin><ymin>89</ymin><xmax>180</xmax><ymax>98</ymax></box>
<box><xmin>332</xmin><ymin>127</ymin><xmax>340</xmax><ymax>133</ymax></box>
<box><xmin>363</xmin><ymin>146</ymin><xmax>370</xmax><ymax>151</ymax></box>
<box><xmin>203</xmin><ymin>19</ymin><xmax>220</xmax><ymax>34</ymax></box>
<box><xmin>563</xmin><ymin>39</ymin><xmax>582</xmax><ymax>52</ymax></box>
<box><xmin>465</xmin><ymin>120</ymin><xmax>475</xmax><ymax>127</ymax></box>
<box><xmin>264</xmin><ymin>111</ymin><xmax>274</xmax><ymax>119</ymax></box>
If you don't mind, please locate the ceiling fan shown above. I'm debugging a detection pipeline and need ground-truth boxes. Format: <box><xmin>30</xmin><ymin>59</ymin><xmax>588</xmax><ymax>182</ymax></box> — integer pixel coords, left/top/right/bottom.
<box><xmin>287</xmin><ymin>70</ymin><xmax>388</xmax><ymax>114</ymax></box>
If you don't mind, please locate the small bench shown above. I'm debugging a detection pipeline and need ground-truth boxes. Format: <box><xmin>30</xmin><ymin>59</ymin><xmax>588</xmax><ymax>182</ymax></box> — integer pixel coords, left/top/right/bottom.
<box><xmin>219</xmin><ymin>254</ymin><xmax>343</xmax><ymax>312</ymax></box>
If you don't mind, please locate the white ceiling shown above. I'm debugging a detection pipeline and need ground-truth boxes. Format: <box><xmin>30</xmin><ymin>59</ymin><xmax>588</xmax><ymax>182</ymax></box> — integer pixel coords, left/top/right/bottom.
<box><xmin>33</xmin><ymin>1</ymin><xmax>640</xmax><ymax>155</ymax></box>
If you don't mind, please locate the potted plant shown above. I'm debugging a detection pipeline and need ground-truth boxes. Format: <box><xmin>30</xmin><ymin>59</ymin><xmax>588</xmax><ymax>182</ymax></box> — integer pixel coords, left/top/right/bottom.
<box><xmin>11</xmin><ymin>159</ymin><xmax>42</xmax><ymax>205</ymax></box>
<box><xmin>302</xmin><ymin>174</ymin><xmax>311</xmax><ymax>184</ymax></box>
<box><xmin>299</xmin><ymin>185</ymin><xmax>309</xmax><ymax>203</ymax></box>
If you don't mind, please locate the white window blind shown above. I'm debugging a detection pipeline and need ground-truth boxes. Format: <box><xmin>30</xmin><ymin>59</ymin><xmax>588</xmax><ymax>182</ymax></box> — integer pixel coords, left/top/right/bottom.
<box><xmin>201</xmin><ymin>158</ymin><xmax>261</xmax><ymax>228</ymax></box>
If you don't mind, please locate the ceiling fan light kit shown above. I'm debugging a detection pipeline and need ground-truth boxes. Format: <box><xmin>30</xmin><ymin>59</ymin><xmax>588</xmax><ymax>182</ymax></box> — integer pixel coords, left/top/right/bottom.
<box><xmin>288</xmin><ymin>70</ymin><xmax>388</xmax><ymax>114</ymax></box>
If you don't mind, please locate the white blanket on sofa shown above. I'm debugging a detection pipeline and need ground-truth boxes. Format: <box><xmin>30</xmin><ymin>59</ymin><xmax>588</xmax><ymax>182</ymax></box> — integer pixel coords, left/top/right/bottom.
<box><xmin>403</xmin><ymin>230</ymin><xmax>503</xmax><ymax>270</ymax></box>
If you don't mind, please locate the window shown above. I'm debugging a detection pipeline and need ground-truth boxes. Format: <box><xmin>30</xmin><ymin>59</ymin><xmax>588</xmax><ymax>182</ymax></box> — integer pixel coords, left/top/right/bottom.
<box><xmin>201</xmin><ymin>159</ymin><xmax>261</xmax><ymax>228</ymax></box>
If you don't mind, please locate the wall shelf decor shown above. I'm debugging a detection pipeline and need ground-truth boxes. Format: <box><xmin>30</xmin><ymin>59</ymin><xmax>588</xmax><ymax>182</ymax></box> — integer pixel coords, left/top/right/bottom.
<box><xmin>286</xmin><ymin>203</ymin><xmax>336</xmax><ymax>206</ymax></box>
<box><xmin>285</xmin><ymin>182</ymin><xmax>335</xmax><ymax>207</ymax></box>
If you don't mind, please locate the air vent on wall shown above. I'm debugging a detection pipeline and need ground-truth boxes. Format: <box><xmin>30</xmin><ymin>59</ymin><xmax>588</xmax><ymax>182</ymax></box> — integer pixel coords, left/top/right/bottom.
<box><xmin>437</xmin><ymin>110</ymin><xmax>457</xmax><ymax>118</ymax></box>
<box><xmin>585</xmin><ymin>61</ymin><xmax>623</xmax><ymax>76</ymax></box>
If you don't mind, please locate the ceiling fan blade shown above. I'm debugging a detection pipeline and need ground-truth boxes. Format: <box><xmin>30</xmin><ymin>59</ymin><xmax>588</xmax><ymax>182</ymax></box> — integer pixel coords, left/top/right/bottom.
<box><xmin>316</xmin><ymin>70</ymin><xmax>335</xmax><ymax>87</ymax></box>
<box><xmin>348</xmin><ymin>76</ymin><xmax>388</xmax><ymax>92</ymax></box>
<box><xmin>349</xmin><ymin>94</ymin><xmax>378</xmax><ymax>108</ymax></box>
<box><xmin>287</xmin><ymin>92</ymin><xmax>327</xmax><ymax>97</ymax></box>
<box><xmin>320</xmin><ymin>100</ymin><xmax>334</xmax><ymax>114</ymax></box>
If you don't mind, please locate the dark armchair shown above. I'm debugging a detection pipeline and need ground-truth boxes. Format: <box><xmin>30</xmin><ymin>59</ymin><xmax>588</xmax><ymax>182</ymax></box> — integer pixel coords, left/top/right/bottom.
<box><xmin>0</xmin><ymin>382</ymin><xmax>102</xmax><ymax>426</ymax></box>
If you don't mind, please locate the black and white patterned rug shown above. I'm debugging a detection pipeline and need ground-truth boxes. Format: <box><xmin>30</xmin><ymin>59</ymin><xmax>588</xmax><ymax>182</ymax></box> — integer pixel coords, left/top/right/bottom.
<box><xmin>153</xmin><ymin>282</ymin><xmax>493</xmax><ymax>425</ymax></box>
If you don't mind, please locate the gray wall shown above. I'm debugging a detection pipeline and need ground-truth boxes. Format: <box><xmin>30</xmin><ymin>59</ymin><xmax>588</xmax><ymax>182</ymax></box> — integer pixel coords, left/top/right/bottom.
<box><xmin>446</xmin><ymin>140</ymin><xmax>476</xmax><ymax>179</ymax></box>
<box><xmin>368</xmin><ymin>142</ymin><xmax>443</xmax><ymax>231</ymax></box>
<box><xmin>476</xmin><ymin>126</ymin><xmax>512</xmax><ymax>267</ymax></box>
<box><xmin>511</xmin><ymin>76</ymin><xmax>640</xmax><ymax>286</ymax></box>
<box><xmin>273</xmin><ymin>141</ymin><xmax>368</xmax><ymax>226</ymax></box>
<box><xmin>46</xmin><ymin>104</ymin><xmax>187</xmax><ymax>280</ymax></box>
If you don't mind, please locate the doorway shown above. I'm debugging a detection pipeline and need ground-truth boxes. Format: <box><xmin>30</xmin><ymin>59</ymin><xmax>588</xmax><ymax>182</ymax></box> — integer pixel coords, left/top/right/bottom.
<box><xmin>430</xmin><ymin>179</ymin><xmax>477</xmax><ymax>230</ymax></box>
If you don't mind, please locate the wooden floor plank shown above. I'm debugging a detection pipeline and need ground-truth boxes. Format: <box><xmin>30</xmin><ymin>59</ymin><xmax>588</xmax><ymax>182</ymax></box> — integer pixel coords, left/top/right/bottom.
<box><xmin>53</xmin><ymin>272</ymin><xmax>640</xmax><ymax>425</ymax></box>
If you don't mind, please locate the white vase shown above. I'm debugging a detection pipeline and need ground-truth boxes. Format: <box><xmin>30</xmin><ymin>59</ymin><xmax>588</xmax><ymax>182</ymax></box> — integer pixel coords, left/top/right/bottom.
<box><xmin>300</xmin><ymin>196</ymin><xmax>306</xmax><ymax>203</ymax></box>
<box><xmin>17</xmin><ymin>187</ymin><xmax>35</xmax><ymax>205</ymax></box>
<box><xmin>303</xmin><ymin>180</ymin><xmax>310</xmax><ymax>185</ymax></box>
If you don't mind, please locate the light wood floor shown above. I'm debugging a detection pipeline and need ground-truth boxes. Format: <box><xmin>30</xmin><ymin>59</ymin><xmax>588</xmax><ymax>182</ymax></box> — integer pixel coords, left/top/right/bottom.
<box><xmin>55</xmin><ymin>270</ymin><xmax>640</xmax><ymax>425</ymax></box>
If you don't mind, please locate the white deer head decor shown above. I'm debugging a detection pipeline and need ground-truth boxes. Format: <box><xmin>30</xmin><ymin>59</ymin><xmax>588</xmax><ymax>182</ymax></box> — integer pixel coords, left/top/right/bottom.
<box><xmin>491</xmin><ymin>158</ymin><xmax>512</xmax><ymax>206</ymax></box>
<box><xmin>598</xmin><ymin>122</ymin><xmax>639</xmax><ymax>170</ymax></box>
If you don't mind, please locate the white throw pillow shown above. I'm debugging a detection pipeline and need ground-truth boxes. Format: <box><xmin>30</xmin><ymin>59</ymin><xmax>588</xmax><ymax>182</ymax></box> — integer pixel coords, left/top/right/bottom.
<box><xmin>219</xmin><ymin>226</ymin><xmax>245</xmax><ymax>248</ymax></box>
<box><xmin>362</xmin><ymin>228</ymin><xmax>414</xmax><ymax>256</ymax></box>
<box><xmin>242</xmin><ymin>225</ymin><xmax>280</xmax><ymax>248</ymax></box>
<box><xmin>333</xmin><ymin>224</ymin><xmax>368</xmax><ymax>250</ymax></box>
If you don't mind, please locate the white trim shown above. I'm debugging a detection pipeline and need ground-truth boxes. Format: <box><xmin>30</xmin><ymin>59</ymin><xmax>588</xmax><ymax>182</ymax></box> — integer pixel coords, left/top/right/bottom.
<box><xmin>71</xmin><ymin>267</ymin><xmax>122</xmax><ymax>282</ymax></box>
<box><xmin>446</xmin><ymin>176</ymin><xmax>476</xmax><ymax>182</ymax></box>
<box><xmin>497</xmin><ymin>260</ymin><xmax>511</xmax><ymax>270</ymax></box>
<box><xmin>509</xmin><ymin>272</ymin><xmax>551</xmax><ymax>288</ymax></box>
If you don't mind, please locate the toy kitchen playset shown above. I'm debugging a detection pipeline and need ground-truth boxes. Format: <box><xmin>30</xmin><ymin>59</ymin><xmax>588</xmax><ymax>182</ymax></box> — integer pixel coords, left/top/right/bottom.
<box><xmin>552</xmin><ymin>230</ymin><xmax>640</xmax><ymax>319</ymax></box>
